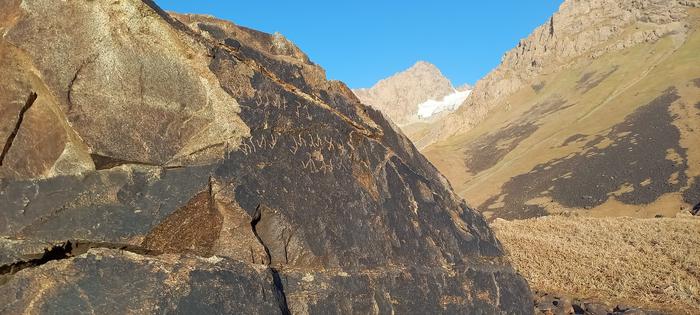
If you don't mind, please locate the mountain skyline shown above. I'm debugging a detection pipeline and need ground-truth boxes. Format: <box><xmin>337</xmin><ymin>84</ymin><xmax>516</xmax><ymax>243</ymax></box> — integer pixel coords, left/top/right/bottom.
<box><xmin>157</xmin><ymin>0</ymin><xmax>564</xmax><ymax>88</ymax></box>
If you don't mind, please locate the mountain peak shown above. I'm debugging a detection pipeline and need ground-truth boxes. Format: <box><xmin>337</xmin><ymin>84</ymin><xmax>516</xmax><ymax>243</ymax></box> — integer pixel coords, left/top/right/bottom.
<box><xmin>409</xmin><ymin>60</ymin><xmax>440</xmax><ymax>72</ymax></box>
<box><xmin>352</xmin><ymin>62</ymin><xmax>457</xmax><ymax>125</ymax></box>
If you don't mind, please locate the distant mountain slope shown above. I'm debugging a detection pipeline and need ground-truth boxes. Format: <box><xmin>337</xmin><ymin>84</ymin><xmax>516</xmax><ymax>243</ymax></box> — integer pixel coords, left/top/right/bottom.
<box><xmin>423</xmin><ymin>1</ymin><xmax>700</xmax><ymax>220</ymax></box>
<box><xmin>421</xmin><ymin>0</ymin><xmax>700</xmax><ymax>147</ymax></box>
<box><xmin>353</xmin><ymin>61</ymin><xmax>467</xmax><ymax>126</ymax></box>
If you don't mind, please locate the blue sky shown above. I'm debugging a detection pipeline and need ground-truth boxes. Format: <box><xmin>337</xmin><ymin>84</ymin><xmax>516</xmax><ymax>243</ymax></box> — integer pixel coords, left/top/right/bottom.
<box><xmin>157</xmin><ymin>1</ymin><xmax>563</xmax><ymax>88</ymax></box>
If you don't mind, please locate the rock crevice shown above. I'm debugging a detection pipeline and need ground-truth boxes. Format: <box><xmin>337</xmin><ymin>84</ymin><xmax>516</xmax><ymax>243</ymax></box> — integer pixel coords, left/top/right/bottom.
<box><xmin>0</xmin><ymin>240</ymin><xmax>160</xmax><ymax>282</ymax></box>
<box><xmin>0</xmin><ymin>92</ymin><xmax>37</xmax><ymax>166</ymax></box>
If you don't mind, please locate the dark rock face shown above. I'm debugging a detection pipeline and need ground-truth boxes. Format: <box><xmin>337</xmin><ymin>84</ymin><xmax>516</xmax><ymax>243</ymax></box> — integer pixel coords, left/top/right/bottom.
<box><xmin>0</xmin><ymin>0</ymin><xmax>531</xmax><ymax>313</ymax></box>
<box><xmin>0</xmin><ymin>248</ymin><xmax>283</xmax><ymax>314</ymax></box>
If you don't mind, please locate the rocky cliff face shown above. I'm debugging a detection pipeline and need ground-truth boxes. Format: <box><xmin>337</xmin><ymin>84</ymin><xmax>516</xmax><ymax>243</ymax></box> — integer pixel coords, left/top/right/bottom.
<box><xmin>420</xmin><ymin>0</ymin><xmax>700</xmax><ymax>147</ymax></box>
<box><xmin>0</xmin><ymin>0</ymin><xmax>531</xmax><ymax>313</ymax></box>
<box><xmin>353</xmin><ymin>61</ymin><xmax>456</xmax><ymax>125</ymax></box>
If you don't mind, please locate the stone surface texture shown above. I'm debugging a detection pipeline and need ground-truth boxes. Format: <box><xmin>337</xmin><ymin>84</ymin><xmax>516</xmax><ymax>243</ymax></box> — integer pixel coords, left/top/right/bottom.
<box><xmin>0</xmin><ymin>0</ymin><xmax>531</xmax><ymax>314</ymax></box>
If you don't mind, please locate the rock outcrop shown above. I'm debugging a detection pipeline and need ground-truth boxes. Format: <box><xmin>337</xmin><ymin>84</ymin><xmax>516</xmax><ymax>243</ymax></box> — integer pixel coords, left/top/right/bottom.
<box><xmin>0</xmin><ymin>0</ymin><xmax>531</xmax><ymax>313</ymax></box>
<box><xmin>353</xmin><ymin>61</ymin><xmax>457</xmax><ymax>125</ymax></box>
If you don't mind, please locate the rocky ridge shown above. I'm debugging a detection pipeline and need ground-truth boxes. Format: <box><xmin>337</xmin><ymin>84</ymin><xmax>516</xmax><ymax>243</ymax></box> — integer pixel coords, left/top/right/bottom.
<box><xmin>419</xmin><ymin>0</ymin><xmax>700</xmax><ymax>148</ymax></box>
<box><xmin>0</xmin><ymin>0</ymin><xmax>531</xmax><ymax>313</ymax></box>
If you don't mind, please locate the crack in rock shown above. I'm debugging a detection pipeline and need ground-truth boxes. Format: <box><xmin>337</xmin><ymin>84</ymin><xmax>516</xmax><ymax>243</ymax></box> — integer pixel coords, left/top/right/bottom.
<box><xmin>270</xmin><ymin>267</ymin><xmax>291</xmax><ymax>315</ymax></box>
<box><xmin>0</xmin><ymin>240</ymin><xmax>160</xmax><ymax>284</ymax></box>
<box><xmin>250</xmin><ymin>205</ymin><xmax>290</xmax><ymax>315</ymax></box>
<box><xmin>250</xmin><ymin>205</ymin><xmax>271</xmax><ymax>263</ymax></box>
<box><xmin>0</xmin><ymin>92</ymin><xmax>38</xmax><ymax>166</ymax></box>
<box><xmin>89</xmin><ymin>154</ymin><xmax>162</xmax><ymax>170</ymax></box>
<box><xmin>0</xmin><ymin>241</ymin><xmax>71</xmax><ymax>279</ymax></box>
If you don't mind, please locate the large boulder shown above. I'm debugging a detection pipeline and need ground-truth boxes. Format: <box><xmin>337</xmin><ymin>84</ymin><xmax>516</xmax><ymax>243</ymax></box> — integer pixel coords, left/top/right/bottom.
<box><xmin>0</xmin><ymin>0</ymin><xmax>532</xmax><ymax>313</ymax></box>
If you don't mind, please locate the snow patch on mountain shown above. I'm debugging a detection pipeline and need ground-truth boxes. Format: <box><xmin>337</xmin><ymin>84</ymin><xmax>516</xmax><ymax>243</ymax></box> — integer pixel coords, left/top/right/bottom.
<box><xmin>417</xmin><ymin>89</ymin><xmax>471</xmax><ymax>119</ymax></box>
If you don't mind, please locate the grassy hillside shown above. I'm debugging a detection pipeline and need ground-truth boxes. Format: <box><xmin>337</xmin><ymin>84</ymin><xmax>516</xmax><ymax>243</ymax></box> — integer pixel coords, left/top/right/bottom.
<box><xmin>424</xmin><ymin>8</ymin><xmax>700</xmax><ymax>220</ymax></box>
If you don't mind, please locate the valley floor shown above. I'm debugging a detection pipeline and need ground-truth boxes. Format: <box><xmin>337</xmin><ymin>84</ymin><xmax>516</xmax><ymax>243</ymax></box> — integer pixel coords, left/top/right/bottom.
<box><xmin>492</xmin><ymin>215</ymin><xmax>700</xmax><ymax>314</ymax></box>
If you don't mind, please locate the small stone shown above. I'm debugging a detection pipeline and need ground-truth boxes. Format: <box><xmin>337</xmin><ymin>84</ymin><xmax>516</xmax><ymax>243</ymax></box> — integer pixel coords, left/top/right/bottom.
<box><xmin>557</xmin><ymin>297</ymin><xmax>574</xmax><ymax>314</ymax></box>
<box><xmin>535</xmin><ymin>296</ymin><xmax>558</xmax><ymax>311</ymax></box>
<box><xmin>584</xmin><ymin>302</ymin><xmax>611</xmax><ymax>315</ymax></box>
<box><xmin>301</xmin><ymin>273</ymin><xmax>314</xmax><ymax>282</ymax></box>
<box><xmin>614</xmin><ymin>304</ymin><xmax>630</xmax><ymax>312</ymax></box>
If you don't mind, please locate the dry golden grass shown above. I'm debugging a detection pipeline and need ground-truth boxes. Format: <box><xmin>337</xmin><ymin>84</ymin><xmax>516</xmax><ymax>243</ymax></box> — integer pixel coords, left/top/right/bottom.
<box><xmin>492</xmin><ymin>216</ymin><xmax>700</xmax><ymax>314</ymax></box>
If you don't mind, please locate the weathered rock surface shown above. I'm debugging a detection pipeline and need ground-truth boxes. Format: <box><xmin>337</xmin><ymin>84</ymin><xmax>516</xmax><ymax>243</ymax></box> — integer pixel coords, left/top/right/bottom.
<box><xmin>353</xmin><ymin>61</ymin><xmax>457</xmax><ymax>125</ymax></box>
<box><xmin>0</xmin><ymin>0</ymin><xmax>531</xmax><ymax>313</ymax></box>
<box><xmin>1</xmin><ymin>247</ymin><xmax>284</xmax><ymax>314</ymax></box>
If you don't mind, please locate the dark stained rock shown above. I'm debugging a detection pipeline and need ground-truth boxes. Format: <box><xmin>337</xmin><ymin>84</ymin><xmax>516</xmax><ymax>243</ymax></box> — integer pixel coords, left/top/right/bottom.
<box><xmin>0</xmin><ymin>248</ymin><xmax>283</xmax><ymax>314</ymax></box>
<box><xmin>0</xmin><ymin>0</ymin><xmax>531</xmax><ymax>313</ymax></box>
